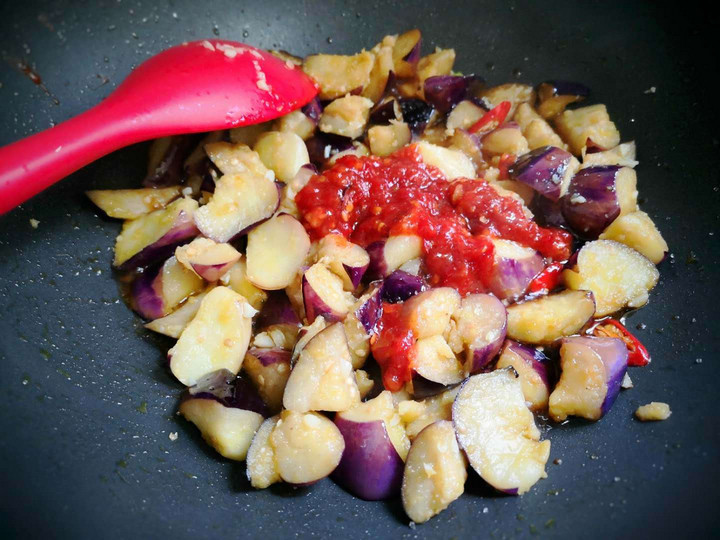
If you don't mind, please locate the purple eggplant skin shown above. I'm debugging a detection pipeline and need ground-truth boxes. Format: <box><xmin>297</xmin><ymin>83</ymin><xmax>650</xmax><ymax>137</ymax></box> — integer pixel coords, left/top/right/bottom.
<box><xmin>369</xmin><ymin>99</ymin><xmax>401</xmax><ymax>126</ymax></box>
<box><xmin>463</xmin><ymin>294</ymin><xmax>508</xmax><ymax>374</ymax></box>
<box><xmin>561</xmin><ymin>165</ymin><xmax>624</xmax><ymax>239</ymax></box>
<box><xmin>143</xmin><ymin>135</ymin><xmax>200</xmax><ymax>188</ymax></box>
<box><xmin>343</xmin><ymin>262</ymin><xmax>369</xmax><ymax>290</ymax></box>
<box><xmin>186</xmin><ymin>369</ymin><xmax>270</xmax><ymax>417</ymax></box>
<box><xmin>509</xmin><ymin>146</ymin><xmax>575</xmax><ymax>202</ymax></box>
<box><xmin>562</xmin><ymin>335</ymin><xmax>628</xmax><ymax>417</ymax></box>
<box><xmin>354</xmin><ymin>283</ymin><xmax>384</xmax><ymax>335</ymax></box>
<box><xmin>365</xmin><ymin>241</ymin><xmax>389</xmax><ymax>279</ymax></box>
<box><xmin>305</xmin><ymin>133</ymin><xmax>355</xmax><ymax>168</ymax></box>
<box><xmin>247</xmin><ymin>348</ymin><xmax>292</xmax><ymax>368</ymax></box>
<box><xmin>382</xmin><ymin>270</ymin><xmax>427</xmax><ymax>303</ymax></box>
<box><xmin>424</xmin><ymin>75</ymin><xmax>470</xmax><ymax>114</ymax></box>
<box><xmin>403</xmin><ymin>40</ymin><xmax>421</xmax><ymax>64</ymax></box>
<box><xmin>118</xmin><ymin>211</ymin><xmax>199</xmax><ymax>271</ymax></box>
<box><xmin>130</xmin><ymin>265</ymin><xmax>164</xmax><ymax>320</ymax></box>
<box><xmin>488</xmin><ymin>246</ymin><xmax>545</xmax><ymax>301</ymax></box>
<box><xmin>332</xmin><ymin>417</ymin><xmax>404</xmax><ymax>500</ymax></box>
<box><xmin>409</xmin><ymin>375</ymin><xmax>450</xmax><ymax>400</ymax></box>
<box><xmin>256</xmin><ymin>291</ymin><xmax>301</xmax><ymax>330</ymax></box>
<box><xmin>301</xmin><ymin>96</ymin><xmax>323</xmax><ymax>123</ymax></box>
<box><xmin>399</xmin><ymin>98</ymin><xmax>435</xmax><ymax>134</ymax></box>
<box><xmin>423</xmin><ymin>75</ymin><xmax>486</xmax><ymax>114</ymax></box>
<box><xmin>530</xmin><ymin>192</ymin><xmax>568</xmax><ymax>229</ymax></box>
<box><xmin>501</xmin><ymin>340</ymin><xmax>550</xmax><ymax>388</ymax></box>
<box><xmin>539</xmin><ymin>80</ymin><xmax>590</xmax><ymax>99</ymax></box>
<box><xmin>302</xmin><ymin>275</ymin><xmax>344</xmax><ymax>324</ymax></box>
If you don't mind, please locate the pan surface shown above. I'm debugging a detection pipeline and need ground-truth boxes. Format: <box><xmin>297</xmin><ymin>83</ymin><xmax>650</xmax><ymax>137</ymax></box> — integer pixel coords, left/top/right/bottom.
<box><xmin>1</xmin><ymin>1</ymin><xmax>718</xmax><ymax>538</ymax></box>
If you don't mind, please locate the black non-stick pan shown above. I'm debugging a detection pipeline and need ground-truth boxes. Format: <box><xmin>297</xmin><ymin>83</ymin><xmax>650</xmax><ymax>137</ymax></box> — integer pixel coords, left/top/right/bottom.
<box><xmin>1</xmin><ymin>1</ymin><xmax>719</xmax><ymax>538</ymax></box>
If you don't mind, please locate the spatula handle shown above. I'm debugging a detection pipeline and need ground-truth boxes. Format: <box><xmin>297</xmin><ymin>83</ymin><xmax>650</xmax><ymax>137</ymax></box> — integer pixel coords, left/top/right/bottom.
<box><xmin>0</xmin><ymin>103</ymin><xmax>135</xmax><ymax>214</ymax></box>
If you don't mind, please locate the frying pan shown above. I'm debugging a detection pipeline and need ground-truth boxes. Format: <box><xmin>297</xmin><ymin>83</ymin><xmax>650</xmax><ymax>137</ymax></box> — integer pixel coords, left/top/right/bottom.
<box><xmin>1</xmin><ymin>1</ymin><xmax>719</xmax><ymax>538</ymax></box>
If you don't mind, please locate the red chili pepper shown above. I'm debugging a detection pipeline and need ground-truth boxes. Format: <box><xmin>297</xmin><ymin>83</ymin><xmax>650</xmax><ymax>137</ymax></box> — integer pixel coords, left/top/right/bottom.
<box><xmin>468</xmin><ymin>100</ymin><xmax>512</xmax><ymax>134</ymax></box>
<box><xmin>591</xmin><ymin>319</ymin><xmax>651</xmax><ymax>367</ymax></box>
<box><xmin>526</xmin><ymin>262</ymin><xmax>564</xmax><ymax>295</ymax></box>
<box><xmin>497</xmin><ymin>153</ymin><xmax>516</xmax><ymax>180</ymax></box>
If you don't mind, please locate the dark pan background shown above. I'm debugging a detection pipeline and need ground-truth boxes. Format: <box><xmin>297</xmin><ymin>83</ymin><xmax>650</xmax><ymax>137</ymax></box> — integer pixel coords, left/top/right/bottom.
<box><xmin>1</xmin><ymin>1</ymin><xmax>719</xmax><ymax>538</ymax></box>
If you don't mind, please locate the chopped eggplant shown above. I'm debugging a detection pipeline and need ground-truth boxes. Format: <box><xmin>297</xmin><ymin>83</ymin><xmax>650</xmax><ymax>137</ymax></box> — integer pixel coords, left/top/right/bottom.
<box><xmin>175</xmin><ymin>237</ymin><xmax>241</xmax><ymax>282</ymax></box>
<box><xmin>561</xmin><ymin>165</ymin><xmax>638</xmax><ymax>238</ymax></box>
<box><xmin>179</xmin><ymin>370</ymin><xmax>267</xmax><ymax>460</ymax></box>
<box><xmin>333</xmin><ymin>391</ymin><xmax>410</xmax><ymax>500</ymax></box>
<box><xmin>399</xmin><ymin>98</ymin><xmax>434</xmax><ymax>134</ymax></box>
<box><xmin>318</xmin><ymin>95</ymin><xmax>374</xmax><ymax>139</ymax></box>
<box><xmin>144</xmin><ymin>289</ymin><xmax>208</xmax><ymax>339</ymax></box>
<box><xmin>114</xmin><ymin>197</ymin><xmax>199</xmax><ymax>269</ymax></box>
<box><xmin>417</xmin><ymin>48</ymin><xmax>456</xmax><ymax>85</ymax></box>
<box><xmin>487</xmin><ymin>239</ymin><xmax>545</xmax><ymax>301</ymax></box>
<box><xmin>229</xmin><ymin>121</ymin><xmax>272</xmax><ymax>147</ymax></box>
<box><xmin>352</xmin><ymin>283</ymin><xmax>384</xmax><ymax>335</ymax></box>
<box><xmin>283</xmin><ymin>323</ymin><xmax>360</xmax><ymax>412</ymax></box>
<box><xmin>513</xmin><ymin>103</ymin><xmax>567</xmax><ymax>150</ymax></box>
<box><xmin>367</xmin><ymin>235</ymin><xmax>423</xmax><ymax>279</ymax></box>
<box><xmin>599</xmin><ymin>210</ymin><xmax>668</xmax><ymax>264</ymax></box>
<box><xmin>549</xmin><ymin>336</ymin><xmax>628</xmax><ymax>421</ymax></box>
<box><xmin>86</xmin><ymin>187</ymin><xmax>182</xmax><ymax>219</ymax></box>
<box><xmin>554</xmin><ymin>104</ymin><xmax>620</xmax><ymax>156</ymax></box>
<box><xmin>563</xmin><ymin>240</ymin><xmax>659</xmax><ymax>316</ymax></box>
<box><xmin>479</xmin><ymin>83</ymin><xmax>535</xmax><ymax>118</ymax></box>
<box><xmin>302</xmin><ymin>263</ymin><xmax>355</xmax><ymax>323</ymax></box>
<box><xmin>143</xmin><ymin>135</ymin><xmax>198</xmax><ymax>187</ymax></box>
<box><xmin>255</xmin><ymin>290</ymin><xmax>301</xmax><ymax>330</ymax></box>
<box><xmin>243</xmin><ymin>348</ymin><xmax>292</xmax><ymax>413</ymax></box>
<box><xmin>506</xmin><ymin>289</ymin><xmax>596</xmax><ymax>344</ymax></box>
<box><xmin>402</xmin><ymin>288</ymin><xmax>461</xmax><ymax>340</ymax></box>
<box><xmin>481</xmin><ymin>122</ymin><xmax>529</xmax><ymax>156</ymax></box>
<box><xmin>254</xmin><ymin>131</ymin><xmax>310</xmax><ymax>182</ymax></box>
<box><xmin>273</xmin><ymin>109</ymin><xmax>317</xmax><ymax>141</ymax></box>
<box><xmin>221</xmin><ymin>258</ymin><xmax>268</xmax><ymax>311</ymax></box>
<box><xmin>355</xmin><ymin>369</ymin><xmax>375</xmax><ymax>398</ymax></box>
<box><xmin>382</xmin><ymin>270</ymin><xmax>427</xmax><ymax>303</ymax></box>
<box><xmin>204</xmin><ymin>141</ymin><xmax>270</xmax><ymax>177</ymax></box>
<box><xmin>132</xmin><ymin>255</ymin><xmax>204</xmax><ymax>319</ymax></box>
<box><xmin>495</xmin><ymin>340</ymin><xmax>550</xmax><ymax>411</ymax></box>
<box><xmin>194</xmin><ymin>171</ymin><xmax>279</xmax><ymax>243</ymax></box>
<box><xmin>246</xmin><ymin>415</ymin><xmax>281</xmax><ymax>488</ymax></box>
<box><xmin>412</xmin><ymin>335</ymin><xmax>464</xmax><ymax>389</ymax></box>
<box><xmin>168</xmin><ymin>286</ymin><xmax>255</xmax><ymax>386</ymax></box>
<box><xmin>446</xmin><ymin>99</ymin><xmax>487</xmax><ymax>131</ymax></box>
<box><xmin>415</xmin><ymin>141</ymin><xmax>475</xmax><ymax>180</ymax></box>
<box><xmin>303</xmin><ymin>52</ymin><xmax>375</xmax><ymax>100</ymax></box>
<box><xmin>581</xmin><ymin>141</ymin><xmax>638</xmax><ymax>169</ymax></box>
<box><xmin>398</xmin><ymin>387</ymin><xmax>459</xmax><ymax>440</ymax></box>
<box><xmin>246</xmin><ymin>214</ymin><xmax>311</xmax><ymax>290</ymax></box>
<box><xmin>536</xmin><ymin>80</ymin><xmax>590</xmax><ymax>119</ymax></box>
<box><xmin>367</xmin><ymin>121</ymin><xmax>412</xmax><ymax>157</ymax></box>
<box><xmin>401</xmin><ymin>420</ymin><xmax>467</xmax><ymax>523</ymax></box>
<box><xmin>315</xmin><ymin>234</ymin><xmax>370</xmax><ymax>291</ymax></box>
<box><xmin>453</xmin><ymin>369</ymin><xmax>550</xmax><ymax>494</ymax></box>
<box><xmin>451</xmin><ymin>293</ymin><xmax>507</xmax><ymax>373</ymax></box>
<box><xmin>509</xmin><ymin>145</ymin><xmax>578</xmax><ymax>201</ymax></box>
<box><xmin>179</xmin><ymin>398</ymin><xmax>263</xmax><ymax>461</ymax></box>
<box><xmin>362</xmin><ymin>37</ymin><xmax>395</xmax><ymax>103</ymax></box>
<box><xmin>270</xmin><ymin>410</ymin><xmax>345</xmax><ymax>484</ymax></box>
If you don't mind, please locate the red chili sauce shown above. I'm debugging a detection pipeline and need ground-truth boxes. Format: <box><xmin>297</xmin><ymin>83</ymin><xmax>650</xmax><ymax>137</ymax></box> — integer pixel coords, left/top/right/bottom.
<box><xmin>295</xmin><ymin>145</ymin><xmax>571</xmax><ymax>391</ymax></box>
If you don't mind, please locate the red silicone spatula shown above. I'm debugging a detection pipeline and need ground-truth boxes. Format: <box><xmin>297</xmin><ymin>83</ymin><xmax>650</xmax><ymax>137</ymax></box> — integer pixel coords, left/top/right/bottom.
<box><xmin>0</xmin><ymin>40</ymin><xmax>318</xmax><ymax>214</ymax></box>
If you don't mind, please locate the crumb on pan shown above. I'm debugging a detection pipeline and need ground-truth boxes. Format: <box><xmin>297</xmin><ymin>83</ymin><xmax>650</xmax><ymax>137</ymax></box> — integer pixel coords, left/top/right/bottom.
<box><xmin>635</xmin><ymin>402</ymin><xmax>671</xmax><ymax>421</ymax></box>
